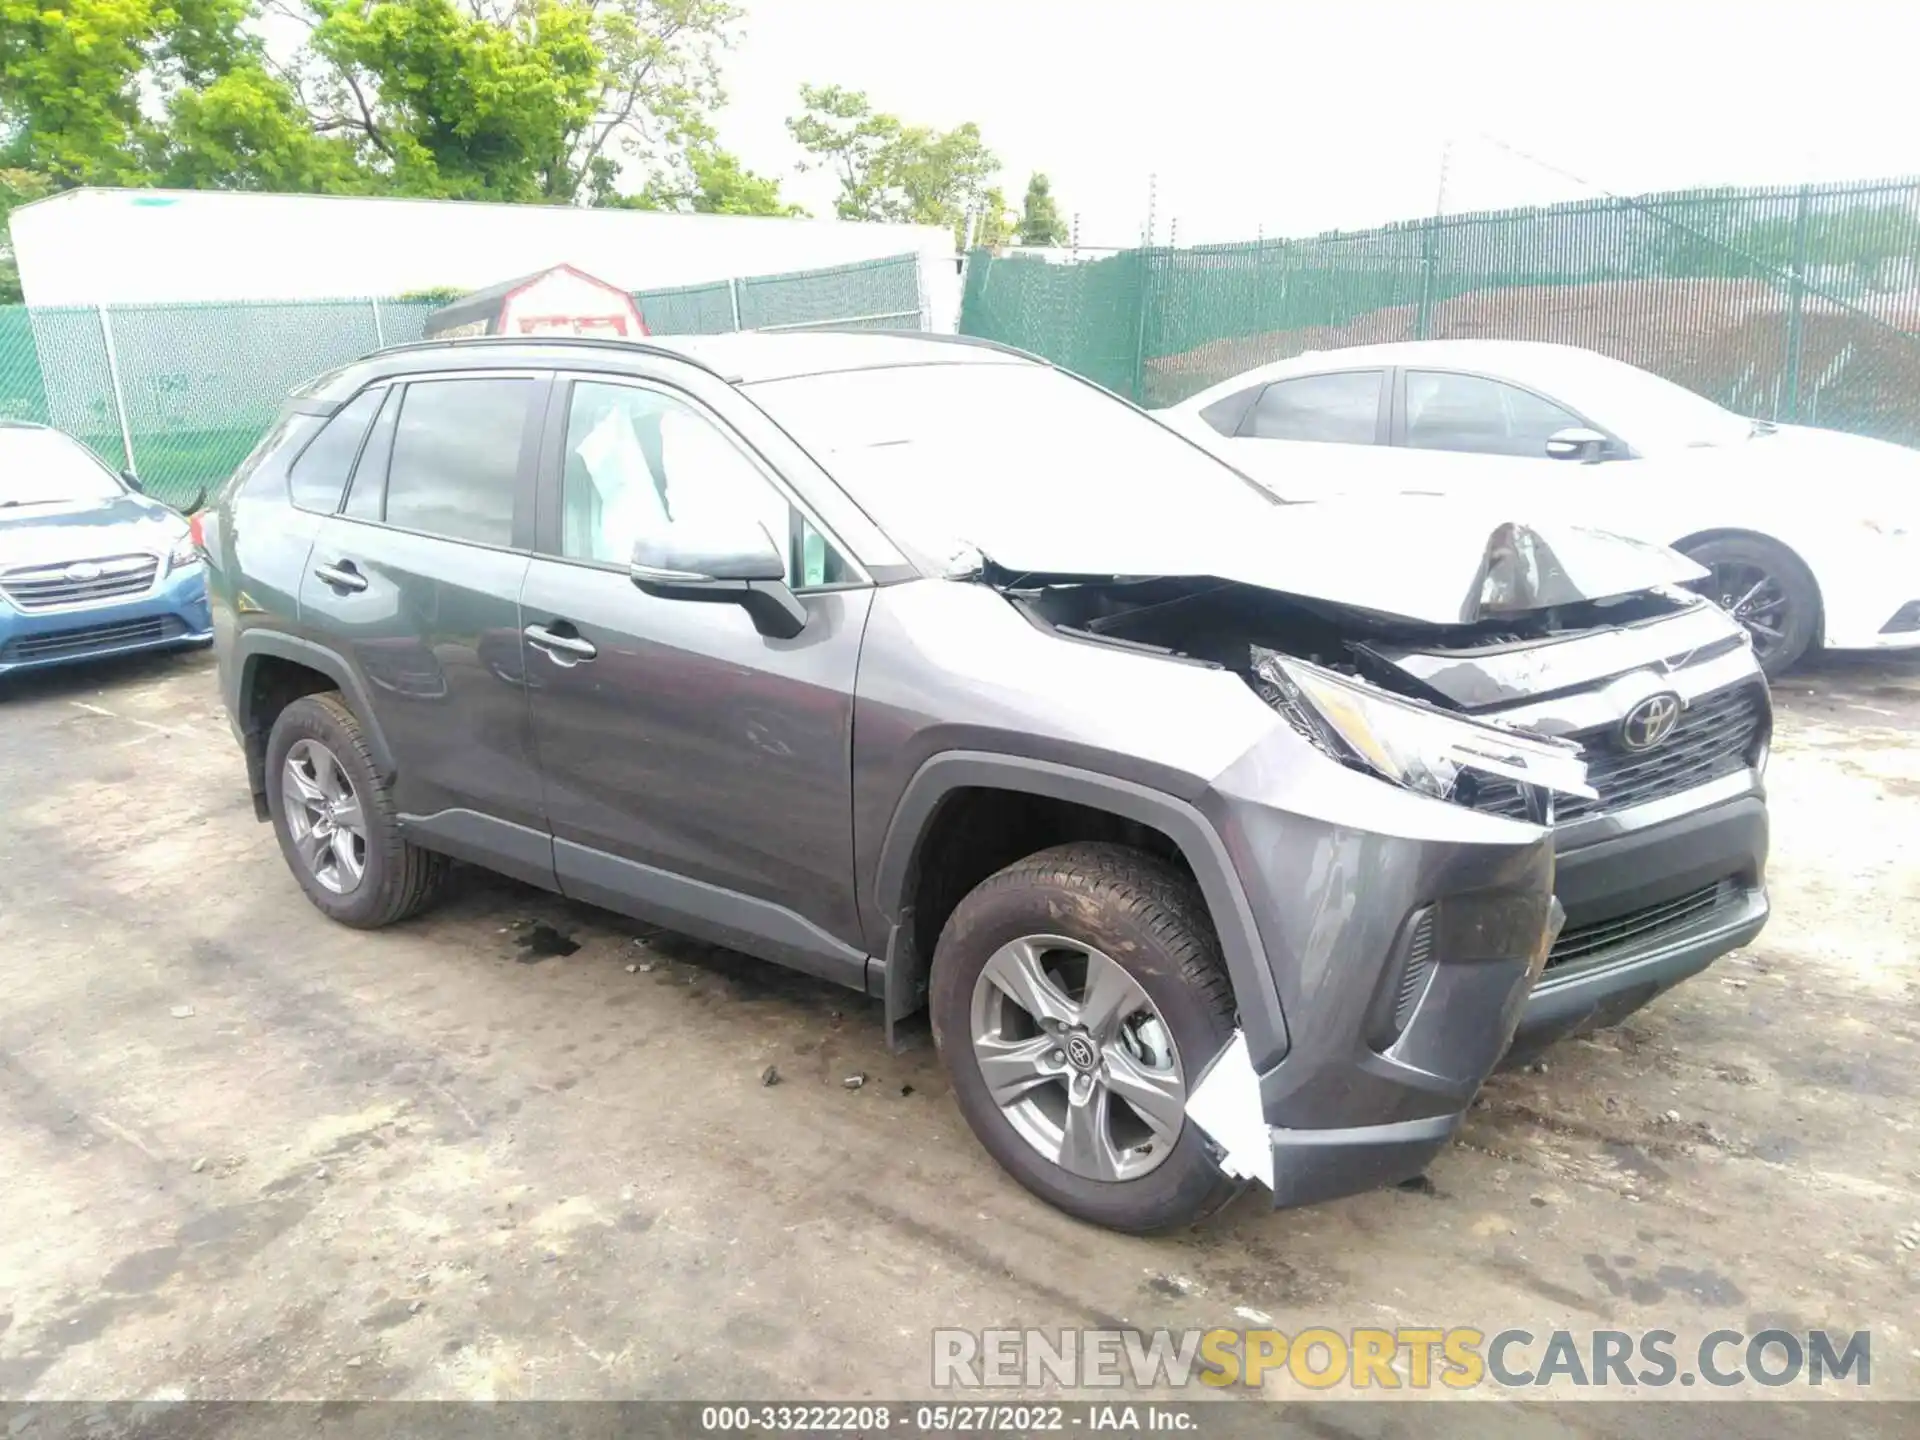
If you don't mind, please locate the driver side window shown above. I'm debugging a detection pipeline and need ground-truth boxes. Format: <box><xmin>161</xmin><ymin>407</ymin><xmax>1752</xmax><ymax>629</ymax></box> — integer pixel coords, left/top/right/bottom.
<box><xmin>1404</xmin><ymin>371</ymin><xmax>1581</xmax><ymax>458</ymax></box>
<box><xmin>559</xmin><ymin>381</ymin><xmax>849</xmax><ymax>587</ymax></box>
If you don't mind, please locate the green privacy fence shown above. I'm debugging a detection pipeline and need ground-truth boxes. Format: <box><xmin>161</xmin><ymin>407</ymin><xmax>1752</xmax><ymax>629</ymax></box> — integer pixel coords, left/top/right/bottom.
<box><xmin>0</xmin><ymin>253</ymin><xmax>925</xmax><ymax>507</ymax></box>
<box><xmin>962</xmin><ymin>176</ymin><xmax>1920</xmax><ymax>446</ymax></box>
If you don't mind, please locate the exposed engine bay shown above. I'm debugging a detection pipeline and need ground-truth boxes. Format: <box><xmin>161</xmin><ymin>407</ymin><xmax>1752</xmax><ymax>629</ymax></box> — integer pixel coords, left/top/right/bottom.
<box><xmin>993</xmin><ymin>563</ymin><xmax>1735</xmax><ymax>817</ymax></box>
<box><xmin>999</xmin><ymin>568</ymin><xmax>1702</xmax><ymax>705</ymax></box>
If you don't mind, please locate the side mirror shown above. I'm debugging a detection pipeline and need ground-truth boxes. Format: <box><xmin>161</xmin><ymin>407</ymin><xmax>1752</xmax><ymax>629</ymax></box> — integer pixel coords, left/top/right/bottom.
<box><xmin>629</xmin><ymin>516</ymin><xmax>807</xmax><ymax>640</ymax></box>
<box><xmin>121</xmin><ymin>468</ymin><xmax>144</xmax><ymax>492</ymax></box>
<box><xmin>1545</xmin><ymin>427</ymin><xmax>1610</xmax><ymax>464</ymax></box>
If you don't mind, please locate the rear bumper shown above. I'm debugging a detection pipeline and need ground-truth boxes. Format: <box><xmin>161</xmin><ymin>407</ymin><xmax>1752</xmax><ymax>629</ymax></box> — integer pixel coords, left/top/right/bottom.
<box><xmin>0</xmin><ymin>564</ymin><xmax>213</xmax><ymax>676</ymax></box>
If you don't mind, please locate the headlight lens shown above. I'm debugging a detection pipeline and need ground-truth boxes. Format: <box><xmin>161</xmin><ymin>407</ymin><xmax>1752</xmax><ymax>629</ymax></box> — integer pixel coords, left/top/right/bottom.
<box><xmin>168</xmin><ymin>534</ymin><xmax>200</xmax><ymax>572</ymax></box>
<box><xmin>1252</xmin><ymin>649</ymin><xmax>1596</xmax><ymax>806</ymax></box>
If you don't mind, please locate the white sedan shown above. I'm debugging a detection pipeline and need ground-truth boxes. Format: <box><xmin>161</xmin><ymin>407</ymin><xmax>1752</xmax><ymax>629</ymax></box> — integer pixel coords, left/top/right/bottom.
<box><xmin>1160</xmin><ymin>340</ymin><xmax>1920</xmax><ymax>675</ymax></box>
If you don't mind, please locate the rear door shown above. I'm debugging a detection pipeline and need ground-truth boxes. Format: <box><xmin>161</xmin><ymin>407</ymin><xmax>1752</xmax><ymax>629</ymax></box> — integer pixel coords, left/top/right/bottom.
<box><xmin>298</xmin><ymin>370</ymin><xmax>555</xmax><ymax>886</ymax></box>
<box><xmin>519</xmin><ymin>367</ymin><xmax>872</xmax><ymax>986</ymax></box>
<box><xmin>1212</xmin><ymin>369</ymin><xmax>1396</xmax><ymax>499</ymax></box>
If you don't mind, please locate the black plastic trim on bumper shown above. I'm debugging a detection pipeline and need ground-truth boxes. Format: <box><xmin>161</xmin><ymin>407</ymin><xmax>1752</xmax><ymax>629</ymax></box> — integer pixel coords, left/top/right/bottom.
<box><xmin>1509</xmin><ymin>885</ymin><xmax>1768</xmax><ymax>1056</ymax></box>
<box><xmin>1267</xmin><ymin>1112</ymin><xmax>1460</xmax><ymax>1208</ymax></box>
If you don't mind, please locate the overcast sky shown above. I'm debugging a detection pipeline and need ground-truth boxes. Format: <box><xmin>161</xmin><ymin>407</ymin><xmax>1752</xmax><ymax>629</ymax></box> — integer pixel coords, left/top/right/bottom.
<box><xmin>715</xmin><ymin>0</ymin><xmax>1920</xmax><ymax>245</ymax></box>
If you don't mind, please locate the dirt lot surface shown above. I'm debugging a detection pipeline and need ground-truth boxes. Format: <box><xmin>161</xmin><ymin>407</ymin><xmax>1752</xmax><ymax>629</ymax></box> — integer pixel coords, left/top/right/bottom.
<box><xmin>1</xmin><ymin>648</ymin><xmax>1916</xmax><ymax>1420</ymax></box>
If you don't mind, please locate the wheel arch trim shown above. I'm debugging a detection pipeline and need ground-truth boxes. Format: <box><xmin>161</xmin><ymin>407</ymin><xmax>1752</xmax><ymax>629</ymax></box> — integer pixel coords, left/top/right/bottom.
<box><xmin>871</xmin><ymin>751</ymin><xmax>1290</xmax><ymax>1068</ymax></box>
<box><xmin>233</xmin><ymin>630</ymin><xmax>397</xmax><ymax>783</ymax></box>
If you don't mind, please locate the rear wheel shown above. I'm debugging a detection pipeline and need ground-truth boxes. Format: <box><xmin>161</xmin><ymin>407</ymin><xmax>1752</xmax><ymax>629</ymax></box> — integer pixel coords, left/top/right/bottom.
<box><xmin>265</xmin><ymin>693</ymin><xmax>450</xmax><ymax>928</ymax></box>
<box><xmin>929</xmin><ymin>842</ymin><xmax>1242</xmax><ymax>1233</ymax></box>
<box><xmin>1681</xmin><ymin>534</ymin><xmax>1820</xmax><ymax>678</ymax></box>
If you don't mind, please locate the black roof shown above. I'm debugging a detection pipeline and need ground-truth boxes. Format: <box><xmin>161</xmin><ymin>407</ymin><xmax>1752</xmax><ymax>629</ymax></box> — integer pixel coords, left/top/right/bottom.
<box><xmin>296</xmin><ymin>329</ymin><xmax>1039</xmax><ymax>408</ymax></box>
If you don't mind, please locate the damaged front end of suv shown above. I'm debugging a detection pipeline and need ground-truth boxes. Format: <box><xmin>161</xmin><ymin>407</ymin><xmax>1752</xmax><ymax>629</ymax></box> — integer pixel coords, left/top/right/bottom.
<box><xmin>954</xmin><ymin>506</ymin><xmax>1767</xmax><ymax>1206</ymax></box>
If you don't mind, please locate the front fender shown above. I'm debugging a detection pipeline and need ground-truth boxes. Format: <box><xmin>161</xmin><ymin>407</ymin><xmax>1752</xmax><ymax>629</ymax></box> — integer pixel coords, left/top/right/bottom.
<box><xmin>870</xmin><ymin>751</ymin><xmax>1291</xmax><ymax>1070</ymax></box>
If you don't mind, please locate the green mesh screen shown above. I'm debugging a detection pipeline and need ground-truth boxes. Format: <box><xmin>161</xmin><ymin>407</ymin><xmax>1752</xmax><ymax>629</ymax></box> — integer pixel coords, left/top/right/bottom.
<box><xmin>961</xmin><ymin>177</ymin><xmax>1920</xmax><ymax>446</ymax></box>
<box><xmin>738</xmin><ymin>253</ymin><xmax>922</xmax><ymax>331</ymax></box>
<box><xmin>634</xmin><ymin>279</ymin><xmax>737</xmax><ymax>335</ymax></box>
<box><xmin>0</xmin><ymin>255</ymin><xmax>929</xmax><ymax>509</ymax></box>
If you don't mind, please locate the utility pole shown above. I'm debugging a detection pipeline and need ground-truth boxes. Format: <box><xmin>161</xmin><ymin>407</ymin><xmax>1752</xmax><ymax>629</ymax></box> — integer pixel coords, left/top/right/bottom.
<box><xmin>1144</xmin><ymin>173</ymin><xmax>1158</xmax><ymax>247</ymax></box>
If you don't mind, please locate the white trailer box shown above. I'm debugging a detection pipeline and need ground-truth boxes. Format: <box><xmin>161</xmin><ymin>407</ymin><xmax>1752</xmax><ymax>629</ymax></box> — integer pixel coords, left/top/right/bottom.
<box><xmin>10</xmin><ymin>189</ymin><xmax>959</xmax><ymax>330</ymax></box>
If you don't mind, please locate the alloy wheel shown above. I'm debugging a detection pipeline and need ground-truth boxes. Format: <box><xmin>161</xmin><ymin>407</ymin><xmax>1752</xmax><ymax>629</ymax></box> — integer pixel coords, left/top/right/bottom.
<box><xmin>282</xmin><ymin>738</ymin><xmax>368</xmax><ymax>894</ymax></box>
<box><xmin>968</xmin><ymin>935</ymin><xmax>1186</xmax><ymax>1182</ymax></box>
<box><xmin>1706</xmin><ymin>560</ymin><xmax>1793</xmax><ymax>665</ymax></box>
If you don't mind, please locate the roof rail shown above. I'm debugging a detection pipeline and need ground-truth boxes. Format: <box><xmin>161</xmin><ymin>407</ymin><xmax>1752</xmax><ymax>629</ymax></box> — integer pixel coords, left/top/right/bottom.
<box><xmin>370</xmin><ymin>332</ymin><xmax>729</xmax><ymax>381</ymax></box>
<box><xmin>802</xmin><ymin>327</ymin><xmax>1051</xmax><ymax>366</ymax></box>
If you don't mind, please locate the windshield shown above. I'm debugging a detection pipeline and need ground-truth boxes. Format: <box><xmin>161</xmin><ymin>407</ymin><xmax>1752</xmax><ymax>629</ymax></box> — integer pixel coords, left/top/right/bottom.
<box><xmin>1560</xmin><ymin>354</ymin><xmax>1754</xmax><ymax>452</ymax></box>
<box><xmin>1</xmin><ymin>428</ymin><xmax>125</xmax><ymax>507</ymax></box>
<box><xmin>744</xmin><ymin>361</ymin><xmax>1280</xmax><ymax>568</ymax></box>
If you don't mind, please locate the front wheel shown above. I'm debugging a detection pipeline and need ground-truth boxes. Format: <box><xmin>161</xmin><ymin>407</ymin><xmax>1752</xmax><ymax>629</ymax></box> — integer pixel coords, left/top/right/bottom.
<box><xmin>1681</xmin><ymin>534</ymin><xmax>1821</xmax><ymax>678</ymax></box>
<box><xmin>929</xmin><ymin>842</ymin><xmax>1243</xmax><ymax>1233</ymax></box>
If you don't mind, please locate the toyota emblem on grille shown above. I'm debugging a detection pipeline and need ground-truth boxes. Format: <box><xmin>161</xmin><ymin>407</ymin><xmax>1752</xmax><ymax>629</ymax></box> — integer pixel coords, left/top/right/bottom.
<box><xmin>1620</xmin><ymin>691</ymin><xmax>1683</xmax><ymax>751</ymax></box>
<box><xmin>64</xmin><ymin>561</ymin><xmax>104</xmax><ymax>583</ymax></box>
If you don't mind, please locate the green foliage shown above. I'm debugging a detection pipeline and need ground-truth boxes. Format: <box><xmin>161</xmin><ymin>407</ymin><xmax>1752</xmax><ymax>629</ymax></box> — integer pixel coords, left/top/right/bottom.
<box><xmin>395</xmin><ymin>285</ymin><xmax>467</xmax><ymax>304</ymax></box>
<box><xmin>0</xmin><ymin>167</ymin><xmax>53</xmax><ymax>302</ymax></box>
<box><xmin>1017</xmin><ymin>172</ymin><xmax>1066</xmax><ymax>248</ymax></box>
<box><xmin>788</xmin><ymin>83</ymin><xmax>997</xmax><ymax>244</ymax></box>
<box><xmin>971</xmin><ymin>186</ymin><xmax>1015</xmax><ymax>249</ymax></box>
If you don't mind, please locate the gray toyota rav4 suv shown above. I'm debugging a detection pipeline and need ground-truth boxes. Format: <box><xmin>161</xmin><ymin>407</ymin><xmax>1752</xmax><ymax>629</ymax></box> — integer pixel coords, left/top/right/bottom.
<box><xmin>203</xmin><ymin>331</ymin><xmax>1770</xmax><ymax>1232</ymax></box>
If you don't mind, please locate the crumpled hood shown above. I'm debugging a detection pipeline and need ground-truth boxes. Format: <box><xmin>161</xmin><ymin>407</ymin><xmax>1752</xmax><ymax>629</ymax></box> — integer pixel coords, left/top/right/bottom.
<box><xmin>0</xmin><ymin>493</ymin><xmax>188</xmax><ymax>570</ymax></box>
<box><xmin>971</xmin><ymin>493</ymin><xmax>1708</xmax><ymax>627</ymax></box>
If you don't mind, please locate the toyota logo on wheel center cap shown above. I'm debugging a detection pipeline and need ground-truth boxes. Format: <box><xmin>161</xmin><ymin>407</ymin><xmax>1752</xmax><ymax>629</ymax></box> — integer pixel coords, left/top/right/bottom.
<box><xmin>1620</xmin><ymin>691</ymin><xmax>1684</xmax><ymax>751</ymax></box>
<box><xmin>1064</xmin><ymin>1034</ymin><xmax>1099</xmax><ymax>1071</ymax></box>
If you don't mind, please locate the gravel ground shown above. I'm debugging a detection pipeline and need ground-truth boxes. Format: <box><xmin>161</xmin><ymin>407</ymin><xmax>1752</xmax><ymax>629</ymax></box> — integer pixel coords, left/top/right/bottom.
<box><xmin>0</xmin><ymin>647</ymin><xmax>1915</xmax><ymax>1419</ymax></box>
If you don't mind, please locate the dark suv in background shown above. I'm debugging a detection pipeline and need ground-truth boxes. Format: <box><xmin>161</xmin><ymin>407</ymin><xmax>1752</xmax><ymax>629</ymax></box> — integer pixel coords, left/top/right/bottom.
<box><xmin>202</xmin><ymin>332</ymin><xmax>1770</xmax><ymax>1232</ymax></box>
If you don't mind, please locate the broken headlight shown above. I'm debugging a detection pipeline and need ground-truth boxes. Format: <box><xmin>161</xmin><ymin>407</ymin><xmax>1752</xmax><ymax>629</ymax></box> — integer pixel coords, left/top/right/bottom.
<box><xmin>1251</xmin><ymin>649</ymin><xmax>1596</xmax><ymax>807</ymax></box>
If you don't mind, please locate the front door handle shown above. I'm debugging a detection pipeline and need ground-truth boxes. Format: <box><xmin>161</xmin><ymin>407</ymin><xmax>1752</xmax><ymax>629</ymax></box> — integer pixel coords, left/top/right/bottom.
<box><xmin>313</xmin><ymin>561</ymin><xmax>368</xmax><ymax>593</ymax></box>
<box><xmin>524</xmin><ymin>623</ymin><xmax>598</xmax><ymax>663</ymax></box>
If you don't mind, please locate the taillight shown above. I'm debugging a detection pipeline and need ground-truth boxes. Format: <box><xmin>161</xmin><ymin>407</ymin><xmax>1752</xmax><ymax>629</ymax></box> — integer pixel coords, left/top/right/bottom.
<box><xmin>188</xmin><ymin>511</ymin><xmax>207</xmax><ymax>551</ymax></box>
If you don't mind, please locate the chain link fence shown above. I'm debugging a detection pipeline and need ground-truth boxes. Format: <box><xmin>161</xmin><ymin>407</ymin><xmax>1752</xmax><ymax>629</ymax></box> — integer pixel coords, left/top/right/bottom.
<box><xmin>962</xmin><ymin>176</ymin><xmax>1920</xmax><ymax>446</ymax></box>
<box><xmin>0</xmin><ymin>253</ymin><xmax>926</xmax><ymax>507</ymax></box>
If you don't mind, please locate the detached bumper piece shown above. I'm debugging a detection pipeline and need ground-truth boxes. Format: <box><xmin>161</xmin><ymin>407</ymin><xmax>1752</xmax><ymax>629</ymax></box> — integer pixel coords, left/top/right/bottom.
<box><xmin>1187</xmin><ymin>892</ymin><xmax>1565</xmax><ymax>1209</ymax></box>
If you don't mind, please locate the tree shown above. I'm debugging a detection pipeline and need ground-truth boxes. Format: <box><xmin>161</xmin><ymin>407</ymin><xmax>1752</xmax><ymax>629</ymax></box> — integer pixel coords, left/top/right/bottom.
<box><xmin>0</xmin><ymin>0</ymin><xmax>264</xmax><ymax>184</ymax></box>
<box><xmin>787</xmin><ymin>83</ymin><xmax>997</xmax><ymax>245</ymax></box>
<box><xmin>0</xmin><ymin>167</ymin><xmax>53</xmax><ymax>302</ymax></box>
<box><xmin>287</xmin><ymin>0</ymin><xmax>741</xmax><ymax>203</ymax></box>
<box><xmin>969</xmin><ymin>186</ymin><xmax>1015</xmax><ymax>249</ymax></box>
<box><xmin>1017</xmin><ymin>172</ymin><xmax>1066</xmax><ymax>248</ymax></box>
<box><xmin>603</xmin><ymin>117</ymin><xmax>802</xmax><ymax>214</ymax></box>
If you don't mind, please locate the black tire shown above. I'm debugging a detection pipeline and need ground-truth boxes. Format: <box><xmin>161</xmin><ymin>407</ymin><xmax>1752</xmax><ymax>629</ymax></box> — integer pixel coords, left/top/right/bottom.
<box><xmin>1681</xmin><ymin>534</ymin><xmax>1821</xmax><ymax>678</ymax></box>
<box><xmin>264</xmin><ymin>693</ymin><xmax>450</xmax><ymax>928</ymax></box>
<box><xmin>929</xmin><ymin>841</ymin><xmax>1243</xmax><ymax>1233</ymax></box>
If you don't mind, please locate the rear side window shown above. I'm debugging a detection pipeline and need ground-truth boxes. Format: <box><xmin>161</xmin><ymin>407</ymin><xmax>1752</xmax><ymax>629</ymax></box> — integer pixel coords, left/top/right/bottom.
<box><xmin>1245</xmin><ymin>371</ymin><xmax>1383</xmax><ymax>443</ymax></box>
<box><xmin>381</xmin><ymin>378</ymin><xmax>536</xmax><ymax>546</ymax></box>
<box><xmin>342</xmin><ymin>388</ymin><xmax>400</xmax><ymax>520</ymax></box>
<box><xmin>287</xmin><ymin>388</ymin><xmax>385</xmax><ymax>513</ymax></box>
<box><xmin>1198</xmin><ymin>386</ymin><xmax>1261</xmax><ymax>437</ymax></box>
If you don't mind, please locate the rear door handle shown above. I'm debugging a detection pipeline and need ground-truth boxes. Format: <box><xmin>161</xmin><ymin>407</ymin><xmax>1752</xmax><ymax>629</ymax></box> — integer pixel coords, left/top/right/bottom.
<box><xmin>524</xmin><ymin>623</ymin><xmax>597</xmax><ymax>662</ymax></box>
<box><xmin>313</xmin><ymin>561</ymin><xmax>368</xmax><ymax>593</ymax></box>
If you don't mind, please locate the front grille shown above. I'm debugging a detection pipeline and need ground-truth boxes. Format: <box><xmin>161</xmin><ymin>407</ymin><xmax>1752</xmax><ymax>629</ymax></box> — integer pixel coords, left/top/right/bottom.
<box><xmin>3</xmin><ymin>615</ymin><xmax>183</xmax><ymax>663</ymax></box>
<box><xmin>0</xmin><ymin>553</ymin><xmax>159</xmax><ymax>611</ymax></box>
<box><xmin>1465</xmin><ymin>681</ymin><xmax>1768</xmax><ymax>823</ymax></box>
<box><xmin>1545</xmin><ymin>880</ymin><xmax>1739</xmax><ymax>973</ymax></box>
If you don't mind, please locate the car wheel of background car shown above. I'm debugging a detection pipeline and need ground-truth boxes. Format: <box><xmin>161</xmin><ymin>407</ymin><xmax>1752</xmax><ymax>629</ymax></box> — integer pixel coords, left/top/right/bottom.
<box><xmin>929</xmin><ymin>841</ymin><xmax>1242</xmax><ymax>1233</ymax></box>
<box><xmin>1681</xmin><ymin>534</ymin><xmax>1821</xmax><ymax>678</ymax></box>
<box><xmin>265</xmin><ymin>693</ymin><xmax>450</xmax><ymax>928</ymax></box>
